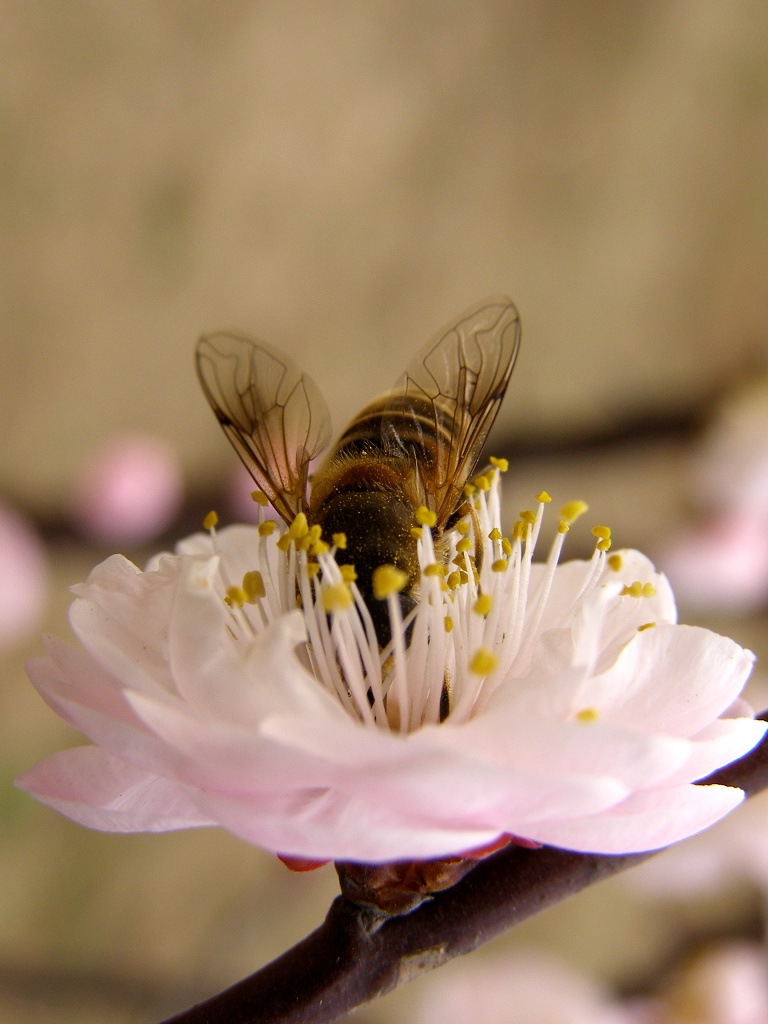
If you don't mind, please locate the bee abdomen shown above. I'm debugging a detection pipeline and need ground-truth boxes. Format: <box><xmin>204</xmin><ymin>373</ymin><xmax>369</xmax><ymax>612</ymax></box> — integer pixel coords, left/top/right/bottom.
<box><xmin>313</xmin><ymin>488</ymin><xmax>419</xmax><ymax>648</ymax></box>
<box><xmin>332</xmin><ymin>392</ymin><xmax>463</xmax><ymax>469</ymax></box>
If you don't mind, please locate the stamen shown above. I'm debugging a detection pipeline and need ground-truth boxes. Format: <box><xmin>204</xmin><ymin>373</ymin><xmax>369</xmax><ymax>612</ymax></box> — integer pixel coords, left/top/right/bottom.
<box><xmin>469</xmin><ymin>647</ymin><xmax>498</xmax><ymax>676</ymax></box>
<box><xmin>242</xmin><ymin>570</ymin><xmax>265</xmax><ymax>602</ymax></box>
<box><xmin>323</xmin><ymin>583</ymin><xmax>353</xmax><ymax>613</ymax></box>
<box><xmin>414</xmin><ymin>506</ymin><xmax>437</xmax><ymax>527</ymax></box>
<box><xmin>208</xmin><ymin>458</ymin><xmax>619</xmax><ymax>740</ymax></box>
<box><xmin>576</xmin><ymin>707</ymin><xmax>599</xmax><ymax>723</ymax></box>
<box><xmin>372</xmin><ymin>565</ymin><xmax>408</xmax><ymax>600</ymax></box>
<box><xmin>560</xmin><ymin>499</ymin><xmax>588</xmax><ymax>523</ymax></box>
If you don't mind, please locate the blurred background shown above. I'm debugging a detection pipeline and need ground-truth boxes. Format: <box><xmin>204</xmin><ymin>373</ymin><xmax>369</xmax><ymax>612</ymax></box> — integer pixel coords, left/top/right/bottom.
<box><xmin>3</xmin><ymin>2</ymin><xmax>768</xmax><ymax>1021</ymax></box>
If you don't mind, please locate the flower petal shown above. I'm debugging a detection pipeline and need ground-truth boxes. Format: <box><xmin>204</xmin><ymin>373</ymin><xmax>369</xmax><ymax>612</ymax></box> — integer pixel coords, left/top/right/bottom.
<box><xmin>524</xmin><ymin>783</ymin><xmax>745</xmax><ymax>854</ymax></box>
<box><xmin>582</xmin><ymin>624</ymin><xmax>755</xmax><ymax>736</ymax></box>
<box><xmin>16</xmin><ymin>747</ymin><xmax>214</xmax><ymax>832</ymax></box>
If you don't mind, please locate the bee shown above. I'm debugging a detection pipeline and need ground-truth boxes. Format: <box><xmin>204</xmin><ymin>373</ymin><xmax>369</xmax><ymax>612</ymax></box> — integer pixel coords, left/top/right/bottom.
<box><xmin>195</xmin><ymin>297</ymin><xmax>521</xmax><ymax>648</ymax></box>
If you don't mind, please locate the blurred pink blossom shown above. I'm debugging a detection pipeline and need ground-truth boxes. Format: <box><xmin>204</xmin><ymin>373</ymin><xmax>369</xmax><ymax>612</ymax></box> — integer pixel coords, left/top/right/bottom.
<box><xmin>70</xmin><ymin>432</ymin><xmax>183</xmax><ymax>546</ymax></box>
<box><xmin>412</xmin><ymin>952</ymin><xmax>626</xmax><ymax>1024</ymax></box>
<box><xmin>661</xmin><ymin>377</ymin><xmax>768</xmax><ymax>613</ymax></box>
<box><xmin>0</xmin><ymin>501</ymin><xmax>48</xmax><ymax>648</ymax></box>
<box><xmin>660</xmin><ymin>512</ymin><xmax>768</xmax><ymax>614</ymax></box>
<box><xmin>412</xmin><ymin>944</ymin><xmax>768</xmax><ymax>1024</ymax></box>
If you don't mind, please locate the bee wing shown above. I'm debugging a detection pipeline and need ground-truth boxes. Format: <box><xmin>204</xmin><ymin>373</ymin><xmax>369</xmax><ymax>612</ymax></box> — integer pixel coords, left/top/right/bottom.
<box><xmin>196</xmin><ymin>332</ymin><xmax>332</xmax><ymax>523</ymax></box>
<box><xmin>386</xmin><ymin>297</ymin><xmax>520</xmax><ymax>526</ymax></box>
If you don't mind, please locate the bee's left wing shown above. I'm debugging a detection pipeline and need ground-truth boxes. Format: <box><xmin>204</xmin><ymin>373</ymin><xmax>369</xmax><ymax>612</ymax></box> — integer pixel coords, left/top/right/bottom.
<box><xmin>196</xmin><ymin>332</ymin><xmax>332</xmax><ymax>523</ymax></box>
<box><xmin>384</xmin><ymin>297</ymin><xmax>520</xmax><ymax>526</ymax></box>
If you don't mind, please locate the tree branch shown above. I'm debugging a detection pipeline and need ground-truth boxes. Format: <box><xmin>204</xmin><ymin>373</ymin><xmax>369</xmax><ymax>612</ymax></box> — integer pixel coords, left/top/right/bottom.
<box><xmin>160</xmin><ymin>711</ymin><xmax>768</xmax><ymax>1024</ymax></box>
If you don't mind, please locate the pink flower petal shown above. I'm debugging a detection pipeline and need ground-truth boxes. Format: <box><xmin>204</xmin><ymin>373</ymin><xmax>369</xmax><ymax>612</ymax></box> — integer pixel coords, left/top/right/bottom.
<box><xmin>16</xmin><ymin>747</ymin><xmax>214</xmax><ymax>832</ymax></box>
<box><xmin>524</xmin><ymin>783</ymin><xmax>745</xmax><ymax>854</ymax></box>
<box><xmin>582</xmin><ymin>625</ymin><xmax>754</xmax><ymax>736</ymax></box>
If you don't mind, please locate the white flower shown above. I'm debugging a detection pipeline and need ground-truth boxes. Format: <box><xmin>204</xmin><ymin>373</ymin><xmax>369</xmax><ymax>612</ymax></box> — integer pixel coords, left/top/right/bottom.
<box><xmin>16</xmin><ymin>470</ymin><xmax>765</xmax><ymax>863</ymax></box>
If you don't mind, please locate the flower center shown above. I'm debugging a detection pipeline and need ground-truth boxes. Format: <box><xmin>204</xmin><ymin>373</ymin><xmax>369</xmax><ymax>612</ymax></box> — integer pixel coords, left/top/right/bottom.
<box><xmin>208</xmin><ymin>466</ymin><xmax>619</xmax><ymax>734</ymax></box>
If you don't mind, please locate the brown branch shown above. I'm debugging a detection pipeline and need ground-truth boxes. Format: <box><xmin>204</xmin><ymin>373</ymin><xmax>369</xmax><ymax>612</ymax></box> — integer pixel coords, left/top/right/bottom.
<box><xmin>160</xmin><ymin>711</ymin><xmax>768</xmax><ymax>1024</ymax></box>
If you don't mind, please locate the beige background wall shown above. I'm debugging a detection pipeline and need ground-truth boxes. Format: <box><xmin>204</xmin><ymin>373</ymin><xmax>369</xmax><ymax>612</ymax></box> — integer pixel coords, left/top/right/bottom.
<box><xmin>2</xmin><ymin>2</ymin><xmax>767</xmax><ymax>509</ymax></box>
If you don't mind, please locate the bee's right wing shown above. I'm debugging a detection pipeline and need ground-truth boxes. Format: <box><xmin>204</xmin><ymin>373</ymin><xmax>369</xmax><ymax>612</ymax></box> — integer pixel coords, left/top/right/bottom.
<box><xmin>385</xmin><ymin>297</ymin><xmax>520</xmax><ymax>526</ymax></box>
<box><xmin>196</xmin><ymin>332</ymin><xmax>332</xmax><ymax>523</ymax></box>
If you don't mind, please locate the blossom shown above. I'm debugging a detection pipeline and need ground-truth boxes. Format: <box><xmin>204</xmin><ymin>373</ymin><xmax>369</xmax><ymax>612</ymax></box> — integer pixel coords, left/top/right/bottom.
<box><xmin>659</xmin><ymin>375</ymin><xmax>768</xmax><ymax>614</ymax></box>
<box><xmin>70</xmin><ymin>432</ymin><xmax>183</xmax><ymax>546</ymax></box>
<box><xmin>0</xmin><ymin>501</ymin><xmax>48</xmax><ymax>649</ymax></box>
<box><xmin>412</xmin><ymin>951</ymin><xmax>627</xmax><ymax>1024</ymax></box>
<box><xmin>16</xmin><ymin>469</ymin><xmax>765</xmax><ymax>864</ymax></box>
<box><xmin>411</xmin><ymin>944</ymin><xmax>768</xmax><ymax>1024</ymax></box>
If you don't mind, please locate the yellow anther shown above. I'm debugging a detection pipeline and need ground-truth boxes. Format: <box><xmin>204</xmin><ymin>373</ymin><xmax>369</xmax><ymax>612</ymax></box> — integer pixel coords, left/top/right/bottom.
<box><xmin>258</xmin><ymin>520</ymin><xmax>276</xmax><ymax>537</ymax></box>
<box><xmin>372</xmin><ymin>564</ymin><xmax>408</xmax><ymax>600</ymax></box>
<box><xmin>457</xmin><ymin>520</ymin><xmax>471</xmax><ymax>536</ymax></box>
<box><xmin>535</xmin><ymin>490</ymin><xmax>552</xmax><ymax>503</ymax></box>
<box><xmin>241</xmin><ymin>571</ymin><xmax>265</xmax><ymax>602</ymax></box>
<box><xmin>323</xmin><ymin>583</ymin><xmax>353</xmax><ymax>613</ymax></box>
<box><xmin>512</xmin><ymin>521</ymin><xmax>526</xmax><ymax>541</ymax></box>
<box><xmin>276</xmin><ymin>534</ymin><xmax>292</xmax><ymax>552</ymax></box>
<box><xmin>251</xmin><ymin>490</ymin><xmax>269</xmax><ymax>507</ymax></box>
<box><xmin>596</xmin><ymin>538</ymin><xmax>612</xmax><ymax>552</ymax></box>
<box><xmin>306</xmin><ymin>562</ymin><xmax>320</xmax><ymax>577</ymax></box>
<box><xmin>576</xmin><ymin>707</ymin><xmax>600</xmax><ymax>723</ymax></box>
<box><xmin>463</xmin><ymin>483</ymin><xmax>476</xmax><ymax>498</ymax></box>
<box><xmin>423</xmin><ymin>563</ymin><xmax>445</xmax><ymax>578</ymax></box>
<box><xmin>492</xmin><ymin>558</ymin><xmax>508</xmax><ymax>573</ymax></box>
<box><xmin>642</xmin><ymin>582</ymin><xmax>657</xmax><ymax>598</ymax></box>
<box><xmin>310</xmin><ymin>539</ymin><xmax>330</xmax><ymax>556</ymax></box>
<box><xmin>459</xmin><ymin>569</ymin><xmax>469</xmax><ymax>585</ymax></box>
<box><xmin>446</xmin><ymin>570</ymin><xmax>462</xmax><ymax>590</ymax></box>
<box><xmin>591</xmin><ymin>525</ymin><xmax>611</xmax><ymax>541</ymax></box>
<box><xmin>607</xmin><ymin>554</ymin><xmax>623</xmax><ymax>572</ymax></box>
<box><xmin>560</xmin><ymin>500</ymin><xmax>588</xmax><ymax>524</ymax></box>
<box><xmin>638</xmin><ymin>621</ymin><xmax>657</xmax><ymax>631</ymax></box>
<box><xmin>473</xmin><ymin>474</ymin><xmax>491</xmax><ymax>491</ymax></box>
<box><xmin>287</xmin><ymin>513</ymin><xmax>309</xmax><ymax>540</ymax></box>
<box><xmin>410</xmin><ymin>527</ymin><xmax>424</xmax><ymax>539</ymax></box>
<box><xmin>224</xmin><ymin>585</ymin><xmax>246</xmax><ymax>608</ymax></box>
<box><xmin>469</xmin><ymin>647</ymin><xmax>498</xmax><ymax>676</ymax></box>
<box><xmin>474</xmin><ymin>594</ymin><xmax>492</xmax><ymax>617</ymax></box>
<box><xmin>415</xmin><ymin>506</ymin><xmax>437</xmax><ymax>527</ymax></box>
<box><xmin>501</xmin><ymin>537</ymin><xmax>513</xmax><ymax>555</ymax></box>
<box><xmin>489</xmin><ymin>456</ymin><xmax>509</xmax><ymax>472</ymax></box>
<box><xmin>203</xmin><ymin>510</ymin><xmax>219</xmax><ymax>531</ymax></box>
<box><xmin>621</xmin><ymin>581</ymin><xmax>644</xmax><ymax>598</ymax></box>
<box><xmin>557</xmin><ymin>520</ymin><xmax>570</xmax><ymax>534</ymax></box>
<box><xmin>332</xmin><ymin>532</ymin><xmax>347</xmax><ymax>550</ymax></box>
<box><xmin>444</xmin><ymin>615</ymin><xmax>453</xmax><ymax>633</ymax></box>
<box><xmin>520</xmin><ymin>509</ymin><xmax>536</xmax><ymax>525</ymax></box>
<box><xmin>339</xmin><ymin>564</ymin><xmax>357</xmax><ymax>583</ymax></box>
<box><xmin>488</xmin><ymin>527</ymin><xmax>502</xmax><ymax>542</ymax></box>
<box><xmin>456</xmin><ymin>537</ymin><xmax>473</xmax><ymax>554</ymax></box>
